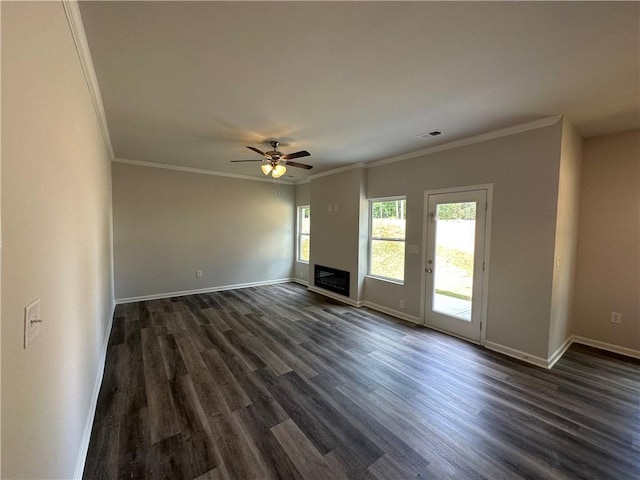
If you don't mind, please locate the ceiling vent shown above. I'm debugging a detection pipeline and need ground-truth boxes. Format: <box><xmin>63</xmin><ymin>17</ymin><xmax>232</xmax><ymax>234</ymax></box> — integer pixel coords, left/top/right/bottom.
<box><xmin>417</xmin><ymin>130</ymin><xmax>443</xmax><ymax>139</ymax></box>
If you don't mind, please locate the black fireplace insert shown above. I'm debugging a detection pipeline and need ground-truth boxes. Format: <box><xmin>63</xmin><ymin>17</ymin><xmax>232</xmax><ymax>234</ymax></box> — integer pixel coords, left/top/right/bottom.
<box><xmin>314</xmin><ymin>265</ymin><xmax>350</xmax><ymax>297</ymax></box>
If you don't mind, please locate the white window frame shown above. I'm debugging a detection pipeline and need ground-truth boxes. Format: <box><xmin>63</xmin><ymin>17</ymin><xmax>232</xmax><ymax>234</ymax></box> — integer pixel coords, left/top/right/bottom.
<box><xmin>297</xmin><ymin>205</ymin><xmax>310</xmax><ymax>263</ymax></box>
<box><xmin>368</xmin><ymin>196</ymin><xmax>406</xmax><ymax>283</ymax></box>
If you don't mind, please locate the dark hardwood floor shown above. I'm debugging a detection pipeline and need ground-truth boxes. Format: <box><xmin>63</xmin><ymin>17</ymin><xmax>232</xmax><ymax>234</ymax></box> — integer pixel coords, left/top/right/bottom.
<box><xmin>84</xmin><ymin>283</ymin><xmax>640</xmax><ymax>479</ymax></box>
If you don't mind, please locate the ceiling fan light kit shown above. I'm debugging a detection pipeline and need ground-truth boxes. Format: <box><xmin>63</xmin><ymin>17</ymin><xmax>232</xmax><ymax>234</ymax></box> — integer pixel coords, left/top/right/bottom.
<box><xmin>260</xmin><ymin>160</ymin><xmax>286</xmax><ymax>178</ymax></box>
<box><xmin>271</xmin><ymin>164</ymin><xmax>287</xmax><ymax>178</ymax></box>
<box><xmin>231</xmin><ymin>140</ymin><xmax>312</xmax><ymax>178</ymax></box>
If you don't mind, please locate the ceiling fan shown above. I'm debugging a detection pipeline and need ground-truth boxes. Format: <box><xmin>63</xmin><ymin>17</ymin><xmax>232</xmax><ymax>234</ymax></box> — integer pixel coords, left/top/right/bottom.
<box><xmin>231</xmin><ymin>141</ymin><xmax>313</xmax><ymax>178</ymax></box>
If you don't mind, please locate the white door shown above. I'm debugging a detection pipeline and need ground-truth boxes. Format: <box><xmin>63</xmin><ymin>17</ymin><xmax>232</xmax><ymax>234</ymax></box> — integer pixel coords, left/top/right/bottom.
<box><xmin>424</xmin><ymin>189</ymin><xmax>488</xmax><ymax>342</ymax></box>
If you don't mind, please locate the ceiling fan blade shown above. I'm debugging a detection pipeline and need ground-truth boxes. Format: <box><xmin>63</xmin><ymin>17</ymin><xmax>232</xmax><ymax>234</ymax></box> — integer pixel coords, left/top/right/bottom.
<box><xmin>283</xmin><ymin>150</ymin><xmax>310</xmax><ymax>160</ymax></box>
<box><xmin>246</xmin><ymin>146</ymin><xmax>267</xmax><ymax>157</ymax></box>
<box><xmin>230</xmin><ymin>159</ymin><xmax>263</xmax><ymax>163</ymax></box>
<box><xmin>285</xmin><ymin>161</ymin><xmax>313</xmax><ymax>170</ymax></box>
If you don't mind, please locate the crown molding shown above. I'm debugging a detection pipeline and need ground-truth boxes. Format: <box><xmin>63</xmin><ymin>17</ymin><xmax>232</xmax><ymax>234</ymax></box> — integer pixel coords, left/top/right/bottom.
<box><xmin>62</xmin><ymin>0</ymin><xmax>114</xmax><ymax>160</ymax></box>
<box><xmin>308</xmin><ymin>162</ymin><xmax>368</xmax><ymax>180</ymax></box>
<box><xmin>55</xmin><ymin>6</ymin><xmax>562</xmax><ymax>186</ymax></box>
<box><xmin>368</xmin><ymin>116</ymin><xmax>562</xmax><ymax>169</ymax></box>
<box><xmin>305</xmin><ymin>116</ymin><xmax>561</xmax><ymax>182</ymax></box>
<box><xmin>113</xmin><ymin>158</ymin><xmax>296</xmax><ymax>185</ymax></box>
<box><xmin>115</xmin><ymin>116</ymin><xmax>560</xmax><ymax>182</ymax></box>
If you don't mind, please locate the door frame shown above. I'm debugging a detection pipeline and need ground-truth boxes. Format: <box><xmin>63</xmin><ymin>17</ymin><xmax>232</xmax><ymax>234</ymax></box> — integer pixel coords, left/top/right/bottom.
<box><xmin>420</xmin><ymin>184</ymin><xmax>494</xmax><ymax>345</ymax></box>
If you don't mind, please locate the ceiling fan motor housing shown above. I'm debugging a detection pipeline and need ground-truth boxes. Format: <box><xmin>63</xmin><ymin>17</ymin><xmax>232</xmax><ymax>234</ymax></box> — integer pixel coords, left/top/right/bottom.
<box><xmin>267</xmin><ymin>141</ymin><xmax>283</xmax><ymax>160</ymax></box>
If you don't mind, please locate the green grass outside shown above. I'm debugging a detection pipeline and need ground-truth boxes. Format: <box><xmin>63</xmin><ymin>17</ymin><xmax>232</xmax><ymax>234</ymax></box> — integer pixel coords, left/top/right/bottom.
<box><xmin>435</xmin><ymin>289</ymin><xmax>472</xmax><ymax>301</ymax></box>
<box><xmin>436</xmin><ymin>245</ymin><xmax>473</xmax><ymax>275</ymax></box>
<box><xmin>435</xmin><ymin>245</ymin><xmax>474</xmax><ymax>300</ymax></box>
<box><xmin>300</xmin><ymin>237</ymin><xmax>310</xmax><ymax>262</ymax></box>
<box><xmin>370</xmin><ymin>240</ymin><xmax>404</xmax><ymax>280</ymax></box>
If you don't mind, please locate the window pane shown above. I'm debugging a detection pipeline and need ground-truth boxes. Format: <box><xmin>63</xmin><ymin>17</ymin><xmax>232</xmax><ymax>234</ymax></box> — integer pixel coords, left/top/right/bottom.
<box><xmin>432</xmin><ymin>202</ymin><xmax>476</xmax><ymax>321</ymax></box>
<box><xmin>369</xmin><ymin>198</ymin><xmax>406</xmax><ymax>281</ymax></box>
<box><xmin>371</xmin><ymin>200</ymin><xmax>406</xmax><ymax>239</ymax></box>
<box><xmin>298</xmin><ymin>206</ymin><xmax>310</xmax><ymax>263</ymax></box>
<box><xmin>370</xmin><ymin>240</ymin><xmax>405</xmax><ymax>280</ymax></box>
<box><xmin>300</xmin><ymin>235</ymin><xmax>310</xmax><ymax>262</ymax></box>
<box><xmin>301</xmin><ymin>206</ymin><xmax>310</xmax><ymax>235</ymax></box>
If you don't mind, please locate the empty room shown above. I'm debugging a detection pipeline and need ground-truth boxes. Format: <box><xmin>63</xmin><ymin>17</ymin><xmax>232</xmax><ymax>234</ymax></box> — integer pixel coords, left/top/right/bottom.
<box><xmin>1</xmin><ymin>1</ymin><xmax>639</xmax><ymax>479</ymax></box>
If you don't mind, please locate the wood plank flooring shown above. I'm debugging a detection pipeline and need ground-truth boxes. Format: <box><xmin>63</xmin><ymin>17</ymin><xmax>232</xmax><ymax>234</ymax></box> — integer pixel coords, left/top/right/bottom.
<box><xmin>84</xmin><ymin>283</ymin><xmax>640</xmax><ymax>479</ymax></box>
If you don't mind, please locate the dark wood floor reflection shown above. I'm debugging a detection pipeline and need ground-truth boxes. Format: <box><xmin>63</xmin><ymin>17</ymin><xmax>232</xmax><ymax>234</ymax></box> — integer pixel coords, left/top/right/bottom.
<box><xmin>84</xmin><ymin>283</ymin><xmax>640</xmax><ymax>479</ymax></box>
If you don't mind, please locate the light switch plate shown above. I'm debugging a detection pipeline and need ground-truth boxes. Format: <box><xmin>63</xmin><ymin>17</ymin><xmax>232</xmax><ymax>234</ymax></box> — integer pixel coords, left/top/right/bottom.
<box><xmin>24</xmin><ymin>298</ymin><xmax>42</xmax><ymax>348</ymax></box>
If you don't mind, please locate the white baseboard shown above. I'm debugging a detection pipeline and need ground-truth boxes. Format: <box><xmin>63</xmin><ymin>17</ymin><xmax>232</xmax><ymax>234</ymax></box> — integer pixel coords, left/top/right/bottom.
<box><xmin>571</xmin><ymin>335</ymin><xmax>640</xmax><ymax>360</ymax></box>
<box><xmin>293</xmin><ymin>278</ymin><xmax>309</xmax><ymax>286</ymax></box>
<box><xmin>484</xmin><ymin>341</ymin><xmax>549</xmax><ymax>369</ymax></box>
<box><xmin>74</xmin><ymin>300</ymin><xmax>116</xmax><ymax>479</ymax></box>
<box><xmin>361</xmin><ymin>301</ymin><xmax>422</xmax><ymax>325</ymax></box>
<box><xmin>305</xmin><ymin>287</ymin><xmax>424</xmax><ymax>325</ymax></box>
<box><xmin>307</xmin><ymin>285</ymin><xmax>362</xmax><ymax>307</ymax></box>
<box><xmin>115</xmin><ymin>278</ymin><xmax>296</xmax><ymax>304</ymax></box>
<box><xmin>547</xmin><ymin>335</ymin><xmax>574</xmax><ymax>369</ymax></box>
<box><xmin>486</xmin><ymin>334</ymin><xmax>640</xmax><ymax>370</ymax></box>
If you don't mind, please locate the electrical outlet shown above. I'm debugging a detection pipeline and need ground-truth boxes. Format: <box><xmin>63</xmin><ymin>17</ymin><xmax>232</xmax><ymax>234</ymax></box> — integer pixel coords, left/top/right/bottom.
<box><xmin>611</xmin><ymin>312</ymin><xmax>622</xmax><ymax>324</ymax></box>
<box><xmin>24</xmin><ymin>298</ymin><xmax>42</xmax><ymax>348</ymax></box>
<box><xmin>399</xmin><ymin>299</ymin><xmax>405</xmax><ymax>309</ymax></box>
<box><xmin>196</xmin><ymin>270</ymin><xmax>203</xmax><ymax>278</ymax></box>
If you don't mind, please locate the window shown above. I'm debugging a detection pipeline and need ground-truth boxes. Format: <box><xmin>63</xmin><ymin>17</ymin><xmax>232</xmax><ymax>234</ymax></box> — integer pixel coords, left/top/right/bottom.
<box><xmin>369</xmin><ymin>197</ymin><xmax>406</xmax><ymax>282</ymax></box>
<box><xmin>297</xmin><ymin>205</ymin><xmax>310</xmax><ymax>263</ymax></box>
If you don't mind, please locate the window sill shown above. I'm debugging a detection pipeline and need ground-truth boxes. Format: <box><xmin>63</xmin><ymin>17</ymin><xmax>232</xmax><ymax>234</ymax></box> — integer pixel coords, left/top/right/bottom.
<box><xmin>297</xmin><ymin>260</ymin><xmax>309</xmax><ymax>265</ymax></box>
<box><xmin>365</xmin><ymin>275</ymin><xmax>404</xmax><ymax>286</ymax></box>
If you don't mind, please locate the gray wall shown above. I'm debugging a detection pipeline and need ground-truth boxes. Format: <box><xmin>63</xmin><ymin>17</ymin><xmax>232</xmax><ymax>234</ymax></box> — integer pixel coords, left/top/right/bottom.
<box><xmin>363</xmin><ymin>123</ymin><xmax>563</xmax><ymax>359</ymax></box>
<box><xmin>294</xmin><ymin>182</ymin><xmax>310</xmax><ymax>283</ymax></box>
<box><xmin>112</xmin><ymin>163</ymin><xmax>295</xmax><ymax>300</ymax></box>
<box><xmin>304</xmin><ymin>121</ymin><xmax>640</xmax><ymax>360</ymax></box>
<box><xmin>1</xmin><ymin>2</ymin><xmax>115</xmax><ymax>477</ymax></box>
<box><xmin>573</xmin><ymin>129</ymin><xmax>640</xmax><ymax>350</ymax></box>
<box><xmin>548</xmin><ymin>119</ymin><xmax>582</xmax><ymax>356</ymax></box>
<box><xmin>310</xmin><ymin>168</ymin><xmax>367</xmax><ymax>302</ymax></box>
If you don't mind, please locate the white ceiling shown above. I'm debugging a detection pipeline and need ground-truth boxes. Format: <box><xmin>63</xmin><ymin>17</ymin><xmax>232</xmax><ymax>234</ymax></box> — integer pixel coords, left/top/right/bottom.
<box><xmin>78</xmin><ymin>1</ymin><xmax>640</xmax><ymax>181</ymax></box>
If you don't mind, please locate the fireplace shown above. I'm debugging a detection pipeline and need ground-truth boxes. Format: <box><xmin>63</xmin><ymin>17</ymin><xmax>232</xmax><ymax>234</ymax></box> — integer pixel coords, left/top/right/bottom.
<box><xmin>314</xmin><ymin>265</ymin><xmax>350</xmax><ymax>297</ymax></box>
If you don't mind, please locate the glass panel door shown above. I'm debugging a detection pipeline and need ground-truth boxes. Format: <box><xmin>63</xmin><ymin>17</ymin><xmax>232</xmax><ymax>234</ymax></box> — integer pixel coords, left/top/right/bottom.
<box><xmin>432</xmin><ymin>201</ymin><xmax>476</xmax><ymax>321</ymax></box>
<box><xmin>425</xmin><ymin>189</ymin><xmax>487</xmax><ymax>342</ymax></box>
